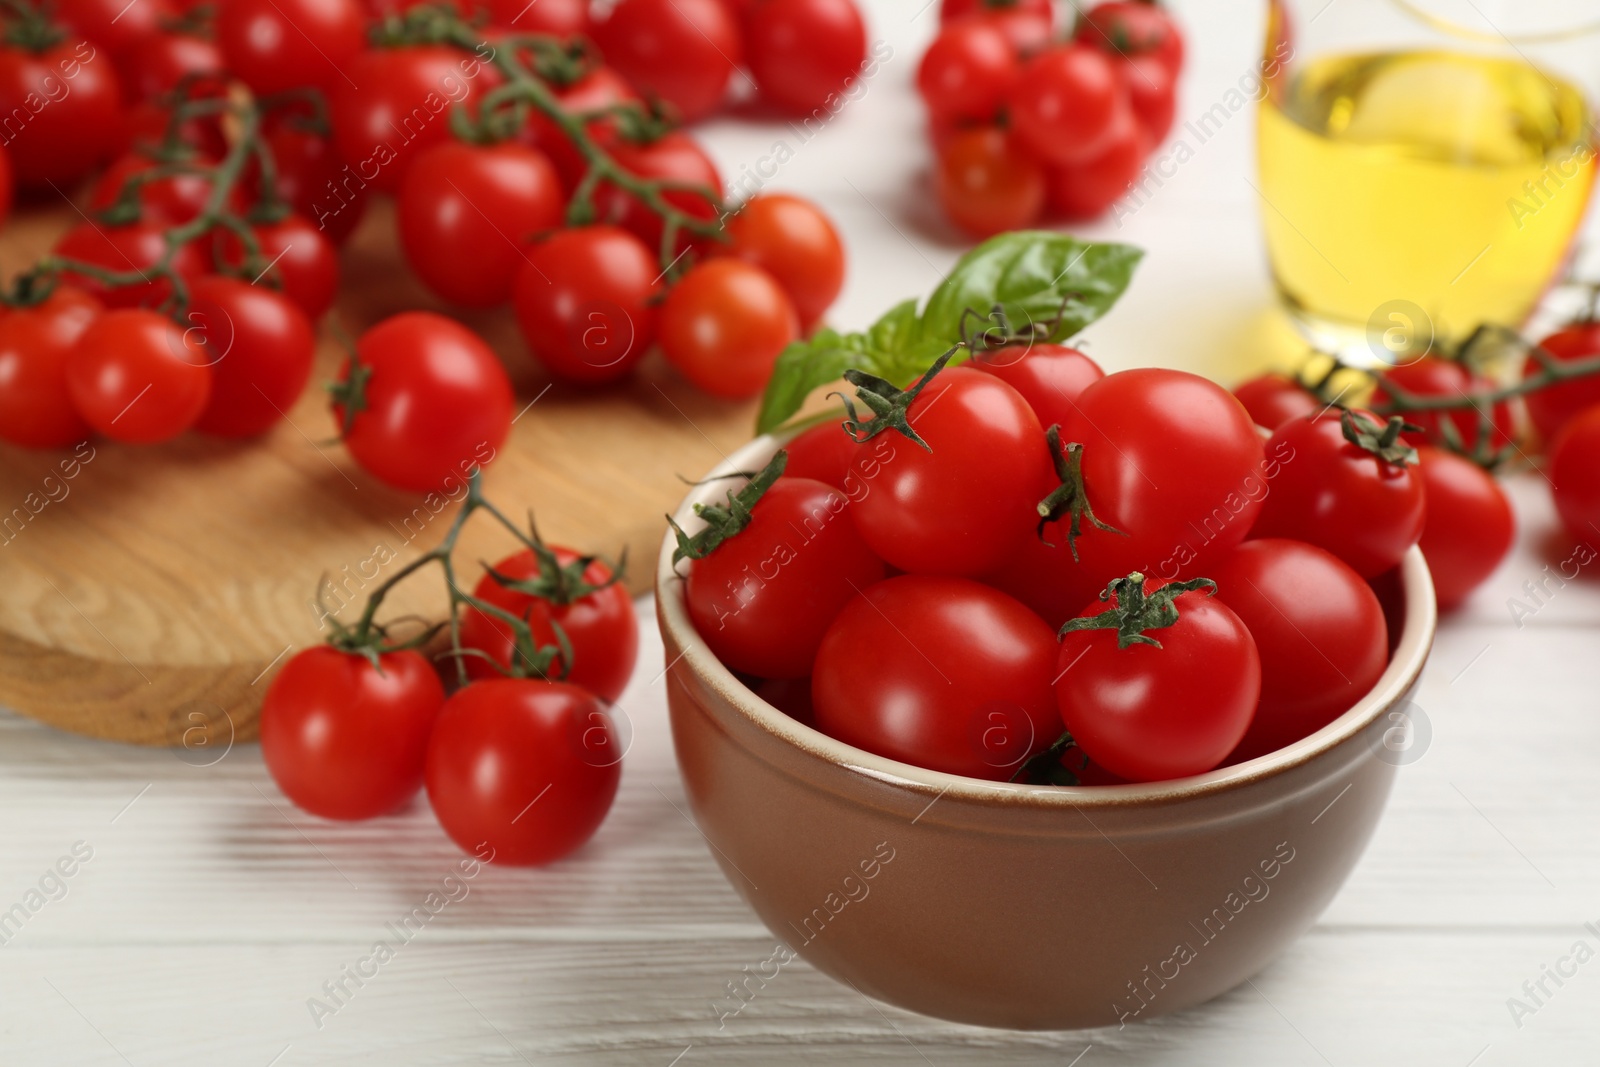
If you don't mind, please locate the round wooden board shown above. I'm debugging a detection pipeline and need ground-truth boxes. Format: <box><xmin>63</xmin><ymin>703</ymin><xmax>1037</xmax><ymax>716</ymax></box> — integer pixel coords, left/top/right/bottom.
<box><xmin>0</xmin><ymin>199</ymin><xmax>758</xmax><ymax>745</ymax></box>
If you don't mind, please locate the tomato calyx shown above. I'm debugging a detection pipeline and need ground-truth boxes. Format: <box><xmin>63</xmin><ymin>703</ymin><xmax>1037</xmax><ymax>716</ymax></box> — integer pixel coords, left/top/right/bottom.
<box><xmin>2</xmin><ymin>5</ymin><xmax>66</xmax><ymax>52</ymax></box>
<box><xmin>481</xmin><ymin>520</ymin><xmax>626</xmax><ymax>608</ymax></box>
<box><xmin>1059</xmin><ymin>572</ymin><xmax>1216</xmax><ymax>649</ymax></box>
<box><xmin>1034</xmin><ymin>424</ymin><xmax>1125</xmax><ymax>559</ymax></box>
<box><xmin>834</xmin><ymin>347</ymin><xmax>960</xmax><ymax>451</ymax></box>
<box><xmin>1009</xmin><ymin>730</ymin><xmax>1084</xmax><ymax>786</ymax></box>
<box><xmin>1341</xmin><ymin>409</ymin><xmax>1421</xmax><ymax>467</ymax></box>
<box><xmin>669</xmin><ymin>450</ymin><xmax>789</xmax><ymax>564</ymax></box>
<box><xmin>327</xmin><ymin>356</ymin><xmax>375</xmax><ymax>438</ymax></box>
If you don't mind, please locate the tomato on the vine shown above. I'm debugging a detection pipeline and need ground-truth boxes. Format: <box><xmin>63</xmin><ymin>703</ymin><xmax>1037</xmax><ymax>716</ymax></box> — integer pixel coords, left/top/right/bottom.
<box><xmin>88</xmin><ymin>151</ymin><xmax>223</xmax><ymax>225</ymax></box>
<box><xmin>398</xmin><ymin>141</ymin><xmax>564</xmax><ymax>308</ymax></box>
<box><xmin>592</xmin><ymin>0</ymin><xmax>742</xmax><ymax>122</ymax></box>
<box><xmin>1211</xmin><ymin>539</ymin><xmax>1388</xmax><ymax>762</ymax></box>
<box><xmin>218</xmin><ymin>213</ymin><xmax>340</xmax><ymax>321</ymax></box>
<box><xmin>1006</xmin><ymin>44</ymin><xmax>1122</xmax><ymax>167</ymax></box>
<box><xmin>720</xmin><ymin>193</ymin><xmax>844</xmax><ymax>330</ymax></box>
<box><xmin>218</xmin><ymin>0</ymin><xmax>367</xmax><ymax>96</ymax></box>
<box><xmin>1057</xmin><ymin>574</ymin><xmax>1259</xmax><ymax>782</ymax></box>
<box><xmin>259</xmin><ymin>124</ymin><xmax>369</xmax><ymax>246</ymax></box>
<box><xmin>1415</xmin><ymin>446</ymin><xmax>1514</xmax><ymax>611</ymax></box>
<box><xmin>332</xmin><ymin>311</ymin><xmax>515</xmax><ymax>493</ymax></box>
<box><xmin>425</xmin><ymin>678</ymin><xmax>622</xmax><ymax>866</ymax></box>
<box><xmin>512</xmin><ymin>225</ymin><xmax>662</xmax><ymax>384</ymax></box>
<box><xmin>523</xmin><ymin>66</ymin><xmax>640</xmax><ymax>192</ymax></box>
<box><xmin>1546</xmin><ymin>407</ymin><xmax>1600</xmax><ymax>546</ymax></box>
<box><xmin>54</xmin><ymin>220</ymin><xmax>209</xmax><ymax>309</ymax></box>
<box><xmin>187</xmin><ymin>276</ymin><xmax>317</xmax><ymax>438</ymax></box>
<box><xmin>917</xmin><ymin>19</ymin><xmax>1018</xmax><ymax>124</ymax></box>
<box><xmin>118</xmin><ymin>31</ymin><xmax>224</xmax><ymax>102</ymax></box>
<box><xmin>1043</xmin><ymin>104</ymin><xmax>1144</xmax><ymax>219</ymax></box>
<box><xmin>1370</xmin><ymin>355</ymin><xmax>1511</xmax><ymax>453</ymax></box>
<box><xmin>935</xmin><ymin>127</ymin><xmax>1045</xmax><ymax>238</ymax></box>
<box><xmin>593</xmin><ymin>132</ymin><xmax>722</xmax><ymax>259</ymax></box>
<box><xmin>458</xmin><ymin>545</ymin><xmax>639</xmax><ymax>702</ymax></box>
<box><xmin>1250</xmin><ymin>409</ymin><xmax>1426</xmax><ymax>578</ymax></box>
<box><xmin>485</xmin><ymin>0</ymin><xmax>590</xmax><ymax>34</ymax></box>
<box><xmin>57</xmin><ymin>0</ymin><xmax>173</xmax><ymax>55</ymax></box>
<box><xmin>0</xmin><ymin>38</ymin><xmax>123</xmax><ymax>187</ymax></box>
<box><xmin>261</xmin><ymin>647</ymin><xmax>445</xmax><ymax>820</ymax></box>
<box><xmin>969</xmin><ymin>342</ymin><xmax>1104</xmax><ymax>432</ymax></box>
<box><xmin>812</xmin><ymin>575</ymin><xmax>1059</xmax><ymax>779</ymax></box>
<box><xmin>1233</xmin><ymin>371</ymin><xmax>1320</xmax><ymax>430</ymax></box>
<box><xmin>743</xmin><ymin>0</ymin><xmax>868</xmax><ymax>116</ymax></box>
<box><xmin>1525</xmin><ymin>322</ymin><xmax>1600</xmax><ymax>443</ymax></box>
<box><xmin>0</xmin><ymin>287</ymin><xmax>100</xmax><ymax>448</ymax></box>
<box><xmin>1125</xmin><ymin>51</ymin><xmax>1177</xmax><ymax>143</ymax></box>
<box><xmin>65</xmin><ymin>308</ymin><xmax>212</xmax><ymax>443</ymax></box>
<box><xmin>1074</xmin><ymin>0</ymin><xmax>1185</xmax><ymax>77</ymax></box>
<box><xmin>659</xmin><ymin>259</ymin><xmax>798</xmax><ymax>398</ymax></box>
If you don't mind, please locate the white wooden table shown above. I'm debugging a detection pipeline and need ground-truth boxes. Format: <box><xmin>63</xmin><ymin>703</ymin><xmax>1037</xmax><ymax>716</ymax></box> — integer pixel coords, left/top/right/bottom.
<box><xmin>6</xmin><ymin>0</ymin><xmax>1600</xmax><ymax>1062</ymax></box>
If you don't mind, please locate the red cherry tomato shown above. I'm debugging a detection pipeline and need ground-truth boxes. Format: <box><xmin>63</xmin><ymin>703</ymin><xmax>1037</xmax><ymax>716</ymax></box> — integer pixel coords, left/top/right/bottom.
<box><xmin>685</xmin><ymin>472</ymin><xmax>886</xmax><ymax>678</ymax></box>
<box><xmin>1550</xmin><ymin>406</ymin><xmax>1600</xmax><ymax>544</ymax></box>
<box><xmin>425</xmin><ymin>679</ymin><xmax>622</xmax><ymax>865</ymax></box>
<box><xmin>659</xmin><ymin>259</ymin><xmax>798</xmax><ymax>399</ymax></box>
<box><xmin>1043</xmin><ymin>104</ymin><xmax>1144</xmax><ymax>219</ymax></box>
<box><xmin>969</xmin><ymin>342</ymin><xmax>1104</xmax><ymax>431</ymax></box>
<box><xmin>0</xmin><ymin>38</ymin><xmax>123</xmax><ymax>188</ymax></box>
<box><xmin>331</xmin><ymin>46</ymin><xmax>505</xmax><ymax>194</ymax></box>
<box><xmin>593</xmin><ymin>0</ymin><xmax>742</xmax><ymax>122</ymax></box>
<box><xmin>848</xmin><ymin>364</ymin><xmax>1054</xmax><ymax>577</ymax></box>
<box><xmin>217</xmin><ymin>213</ymin><xmax>340</xmax><ymax>321</ymax></box>
<box><xmin>261</xmin><ymin>124</ymin><xmax>369</xmax><ymax>245</ymax></box>
<box><xmin>88</xmin><ymin>151</ymin><xmax>220</xmax><ymax>225</ymax></box>
<box><xmin>1075</xmin><ymin>0</ymin><xmax>1185</xmax><ymax>77</ymax></box>
<box><xmin>964</xmin><ymin>5</ymin><xmax>1054</xmax><ymax>54</ymax></box>
<box><xmin>122</xmin><ymin>99</ymin><xmax>229</xmax><ymax>161</ymax></box>
<box><xmin>1525</xmin><ymin>322</ymin><xmax>1600</xmax><ymax>443</ymax></box>
<box><xmin>813</xmin><ymin>575</ymin><xmax>1059</xmax><ymax>779</ymax></box>
<box><xmin>939</xmin><ymin>0</ymin><xmax>1051</xmax><ymax>24</ymax></box>
<box><xmin>0</xmin><ymin>287</ymin><xmax>100</xmax><ymax>448</ymax></box>
<box><xmin>118</xmin><ymin>32</ymin><xmax>224</xmax><ymax>101</ymax></box>
<box><xmin>524</xmin><ymin>66</ymin><xmax>640</xmax><ymax>192</ymax></box>
<box><xmin>398</xmin><ymin>141</ymin><xmax>564</xmax><ymax>308</ymax></box>
<box><xmin>1370</xmin><ymin>356</ymin><xmax>1511</xmax><ymax>453</ymax></box>
<box><xmin>593</xmin><ymin>132</ymin><xmax>722</xmax><ymax>259</ymax></box>
<box><xmin>1057</xmin><ymin>575</ymin><xmax>1259</xmax><ymax>782</ymax></box>
<box><xmin>65</xmin><ymin>307</ymin><xmax>211</xmax><ymax>443</ymax></box>
<box><xmin>1233</xmin><ymin>372</ymin><xmax>1320</xmax><ymax>430</ymax></box>
<box><xmin>917</xmin><ymin>18</ymin><xmax>1019</xmax><ymax>124</ymax></box>
<box><xmin>53</xmin><ymin>220</ymin><xmax>209</xmax><ymax>309</ymax></box>
<box><xmin>217</xmin><ymin>0</ymin><xmax>366</xmax><ymax>96</ymax></box>
<box><xmin>1250</xmin><ymin>409</ymin><xmax>1427</xmax><ymax>578</ymax></box>
<box><xmin>261</xmin><ymin>647</ymin><xmax>445</xmax><ymax>820</ymax></box>
<box><xmin>1006</xmin><ymin>44</ymin><xmax>1122</xmax><ymax>167</ymax></box>
<box><xmin>1211</xmin><ymin>539</ymin><xmax>1388</xmax><ymax>762</ymax></box>
<box><xmin>779</xmin><ymin>420</ymin><xmax>890</xmax><ymax>491</ymax></box>
<box><xmin>58</xmin><ymin>0</ymin><xmax>174</xmax><ymax>55</ymax></box>
<box><xmin>720</xmin><ymin>193</ymin><xmax>844</xmax><ymax>330</ymax></box>
<box><xmin>935</xmin><ymin>126</ymin><xmax>1045</xmax><ymax>238</ymax></box>
<box><xmin>458</xmin><ymin>545</ymin><xmax>639</xmax><ymax>702</ymax></box>
<box><xmin>186</xmin><ymin>276</ymin><xmax>317</xmax><ymax>438</ymax></box>
<box><xmin>333</xmin><ymin>312</ymin><xmax>515</xmax><ymax>493</ymax></box>
<box><xmin>1415</xmin><ymin>446</ymin><xmax>1514</xmax><ymax>611</ymax></box>
<box><xmin>484</xmin><ymin>0</ymin><xmax>590</xmax><ymax>34</ymax></box>
<box><xmin>1125</xmin><ymin>51</ymin><xmax>1177</xmax><ymax>143</ymax></box>
<box><xmin>743</xmin><ymin>0</ymin><xmax>867</xmax><ymax>116</ymax></box>
<box><xmin>512</xmin><ymin>225</ymin><xmax>662</xmax><ymax>384</ymax></box>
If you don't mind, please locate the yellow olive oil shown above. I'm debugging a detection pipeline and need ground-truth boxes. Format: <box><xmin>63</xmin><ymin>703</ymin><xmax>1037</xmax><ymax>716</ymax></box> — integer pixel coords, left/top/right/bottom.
<box><xmin>1257</xmin><ymin>50</ymin><xmax>1595</xmax><ymax>345</ymax></box>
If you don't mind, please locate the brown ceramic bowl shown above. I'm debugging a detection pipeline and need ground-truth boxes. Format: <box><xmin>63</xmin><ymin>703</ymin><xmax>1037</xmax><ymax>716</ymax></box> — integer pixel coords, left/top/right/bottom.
<box><xmin>656</xmin><ymin>433</ymin><xmax>1436</xmax><ymax>1031</ymax></box>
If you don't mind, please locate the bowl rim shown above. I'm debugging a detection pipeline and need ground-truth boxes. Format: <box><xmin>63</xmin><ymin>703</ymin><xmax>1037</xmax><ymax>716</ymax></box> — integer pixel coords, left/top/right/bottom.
<box><xmin>656</xmin><ymin>431</ymin><xmax>1438</xmax><ymax>809</ymax></box>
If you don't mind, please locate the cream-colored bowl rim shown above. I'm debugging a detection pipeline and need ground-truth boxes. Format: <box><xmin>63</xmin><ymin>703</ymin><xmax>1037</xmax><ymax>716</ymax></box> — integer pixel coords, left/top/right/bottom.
<box><xmin>656</xmin><ymin>431</ymin><xmax>1438</xmax><ymax>809</ymax></box>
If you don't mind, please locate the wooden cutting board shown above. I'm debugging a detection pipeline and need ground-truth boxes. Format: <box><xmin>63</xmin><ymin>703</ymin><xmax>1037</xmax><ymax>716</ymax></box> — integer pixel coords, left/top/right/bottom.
<box><xmin>0</xmin><ymin>199</ymin><xmax>759</xmax><ymax>745</ymax></box>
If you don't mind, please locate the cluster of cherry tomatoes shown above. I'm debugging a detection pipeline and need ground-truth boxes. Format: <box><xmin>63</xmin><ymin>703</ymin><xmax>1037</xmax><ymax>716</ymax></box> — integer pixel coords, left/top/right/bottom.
<box><xmin>919</xmin><ymin>0</ymin><xmax>1184</xmax><ymax>237</ymax></box>
<box><xmin>685</xmin><ymin>316</ymin><xmax>1416</xmax><ymax>785</ymax></box>
<box><xmin>262</xmin><ymin>503</ymin><xmax>639</xmax><ymax>866</ymax></box>
<box><xmin>0</xmin><ymin>0</ymin><xmax>851</xmax><ymax>492</ymax></box>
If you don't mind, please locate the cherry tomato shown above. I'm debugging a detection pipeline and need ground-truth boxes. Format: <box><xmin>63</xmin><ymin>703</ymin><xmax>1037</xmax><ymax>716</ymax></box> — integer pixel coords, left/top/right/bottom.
<box><xmin>1547</xmin><ymin>407</ymin><xmax>1600</xmax><ymax>544</ymax></box>
<box><xmin>122</xmin><ymin>98</ymin><xmax>228</xmax><ymax>161</ymax></box>
<box><xmin>65</xmin><ymin>308</ymin><xmax>211</xmax><ymax>443</ymax></box>
<box><xmin>485</xmin><ymin>0</ymin><xmax>590</xmax><ymax>34</ymax></box>
<box><xmin>1059</xmin><ymin>368</ymin><xmax>1268</xmax><ymax>592</ymax></box>
<box><xmin>523</xmin><ymin>66</ymin><xmax>640</xmax><ymax>192</ymax></box>
<box><xmin>1370</xmin><ymin>356</ymin><xmax>1511</xmax><ymax>453</ymax></box>
<box><xmin>261</xmin><ymin>647</ymin><xmax>445</xmax><ymax>820</ymax></box>
<box><xmin>118</xmin><ymin>31</ymin><xmax>224</xmax><ymax>101</ymax></box>
<box><xmin>398</xmin><ymin>141</ymin><xmax>564</xmax><ymax>309</ymax></box>
<box><xmin>1043</xmin><ymin>104</ymin><xmax>1144</xmax><ymax>219</ymax></box>
<box><xmin>331</xmin><ymin>46</ymin><xmax>505</xmax><ymax>194</ymax></box>
<box><xmin>1057</xmin><ymin>574</ymin><xmax>1259</xmax><ymax>782</ymax></box>
<box><xmin>744</xmin><ymin>0</ymin><xmax>867</xmax><ymax>116</ymax></box>
<box><xmin>1525</xmin><ymin>322</ymin><xmax>1600</xmax><ymax>443</ymax></box>
<box><xmin>969</xmin><ymin>342</ymin><xmax>1104</xmax><ymax>431</ymax></box>
<box><xmin>1211</xmin><ymin>539</ymin><xmax>1388</xmax><ymax>761</ymax></box>
<box><xmin>0</xmin><ymin>287</ymin><xmax>100</xmax><ymax>448</ymax></box>
<box><xmin>1250</xmin><ymin>409</ymin><xmax>1427</xmax><ymax>578</ymax></box>
<box><xmin>217</xmin><ymin>0</ymin><xmax>366</xmax><ymax>96</ymax></box>
<box><xmin>963</xmin><ymin>5</ymin><xmax>1053</xmax><ymax>54</ymax></box>
<box><xmin>425</xmin><ymin>679</ymin><xmax>622</xmax><ymax>865</ymax></box>
<box><xmin>458</xmin><ymin>545</ymin><xmax>639</xmax><ymax>702</ymax></box>
<box><xmin>1415</xmin><ymin>446</ymin><xmax>1514</xmax><ymax>611</ymax></box>
<box><xmin>848</xmin><ymin>364</ymin><xmax>1054</xmax><ymax>577</ymax></box>
<box><xmin>1125</xmin><ymin>51</ymin><xmax>1177</xmax><ymax>143</ymax></box>
<box><xmin>186</xmin><ymin>276</ymin><xmax>316</xmax><ymax>438</ymax></box>
<box><xmin>216</xmin><ymin>214</ymin><xmax>340</xmax><ymax>321</ymax></box>
<box><xmin>1233</xmin><ymin>372</ymin><xmax>1320</xmax><ymax>430</ymax></box>
<box><xmin>593</xmin><ymin>0</ymin><xmax>742</xmax><ymax>122</ymax></box>
<box><xmin>260</xmin><ymin>124</ymin><xmax>369</xmax><ymax>245</ymax></box>
<box><xmin>593</xmin><ymin>132</ymin><xmax>722</xmax><ymax>259</ymax></box>
<box><xmin>939</xmin><ymin>0</ymin><xmax>1051</xmax><ymax>24</ymax></box>
<box><xmin>685</xmin><ymin>472</ymin><xmax>885</xmax><ymax>678</ymax></box>
<box><xmin>333</xmin><ymin>312</ymin><xmax>515</xmax><ymax>493</ymax></box>
<box><xmin>720</xmin><ymin>193</ymin><xmax>844</xmax><ymax>330</ymax></box>
<box><xmin>1075</xmin><ymin>0</ymin><xmax>1185</xmax><ymax>77</ymax></box>
<box><xmin>917</xmin><ymin>18</ymin><xmax>1019</xmax><ymax>124</ymax></box>
<box><xmin>935</xmin><ymin>126</ymin><xmax>1045</xmax><ymax>238</ymax></box>
<box><xmin>659</xmin><ymin>260</ymin><xmax>798</xmax><ymax>398</ymax></box>
<box><xmin>0</xmin><ymin>38</ymin><xmax>123</xmax><ymax>187</ymax></box>
<box><xmin>780</xmin><ymin>420</ymin><xmax>900</xmax><ymax>493</ymax></box>
<box><xmin>58</xmin><ymin>0</ymin><xmax>173</xmax><ymax>55</ymax></box>
<box><xmin>1007</xmin><ymin>44</ymin><xmax>1122</xmax><ymax>167</ymax></box>
<box><xmin>88</xmin><ymin>151</ymin><xmax>220</xmax><ymax>225</ymax></box>
<box><xmin>53</xmin><ymin>220</ymin><xmax>209</xmax><ymax>309</ymax></box>
<box><xmin>512</xmin><ymin>225</ymin><xmax>662</xmax><ymax>384</ymax></box>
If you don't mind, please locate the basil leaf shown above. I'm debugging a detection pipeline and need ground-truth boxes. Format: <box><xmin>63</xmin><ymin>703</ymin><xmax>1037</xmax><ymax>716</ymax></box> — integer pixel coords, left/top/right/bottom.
<box><xmin>756</xmin><ymin>331</ymin><xmax>859</xmax><ymax>435</ymax></box>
